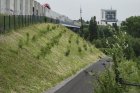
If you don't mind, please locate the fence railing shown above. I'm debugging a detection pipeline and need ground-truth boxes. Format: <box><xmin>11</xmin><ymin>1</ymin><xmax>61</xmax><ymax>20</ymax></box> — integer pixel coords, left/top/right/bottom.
<box><xmin>0</xmin><ymin>14</ymin><xmax>60</xmax><ymax>34</ymax></box>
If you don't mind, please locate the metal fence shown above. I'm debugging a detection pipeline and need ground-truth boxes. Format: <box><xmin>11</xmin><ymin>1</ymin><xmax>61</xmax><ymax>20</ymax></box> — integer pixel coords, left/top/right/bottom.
<box><xmin>0</xmin><ymin>14</ymin><xmax>59</xmax><ymax>34</ymax></box>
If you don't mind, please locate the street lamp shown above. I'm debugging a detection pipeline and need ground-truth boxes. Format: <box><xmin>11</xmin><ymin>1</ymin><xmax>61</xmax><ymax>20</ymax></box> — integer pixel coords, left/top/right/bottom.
<box><xmin>80</xmin><ymin>7</ymin><xmax>83</xmax><ymax>35</ymax></box>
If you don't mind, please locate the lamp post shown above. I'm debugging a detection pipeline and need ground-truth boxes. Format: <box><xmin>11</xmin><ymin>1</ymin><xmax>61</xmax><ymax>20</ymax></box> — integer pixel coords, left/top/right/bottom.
<box><xmin>80</xmin><ymin>7</ymin><xmax>83</xmax><ymax>35</ymax></box>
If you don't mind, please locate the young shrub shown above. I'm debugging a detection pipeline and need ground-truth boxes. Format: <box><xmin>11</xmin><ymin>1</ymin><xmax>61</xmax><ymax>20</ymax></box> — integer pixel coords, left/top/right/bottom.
<box><xmin>78</xmin><ymin>47</ymin><xmax>82</xmax><ymax>53</ymax></box>
<box><xmin>57</xmin><ymin>24</ymin><xmax>60</xmax><ymax>28</ymax></box>
<box><xmin>40</xmin><ymin>47</ymin><xmax>45</xmax><ymax>57</ymax></box>
<box><xmin>32</xmin><ymin>35</ymin><xmax>37</xmax><ymax>42</ymax></box>
<box><xmin>90</xmin><ymin>48</ymin><xmax>93</xmax><ymax>53</ymax></box>
<box><xmin>65</xmin><ymin>46</ymin><xmax>71</xmax><ymax>56</ymax></box>
<box><xmin>26</xmin><ymin>33</ymin><xmax>30</xmax><ymax>45</ymax></box>
<box><xmin>70</xmin><ymin>34</ymin><xmax>73</xmax><ymax>39</ymax></box>
<box><xmin>40</xmin><ymin>29</ymin><xmax>48</xmax><ymax>35</ymax></box>
<box><xmin>68</xmin><ymin>39</ymin><xmax>71</xmax><ymax>44</ymax></box>
<box><xmin>52</xmin><ymin>26</ymin><xmax>56</xmax><ymax>30</ymax></box>
<box><xmin>50</xmin><ymin>33</ymin><xmax>62</xmax><ymax>46</ymax></box>
<box><xmin>36</xmin><ymin>55</ymin><xmax>40</xmax><ymax>59</ymax></box>
<box><xmin>39</xmin><ymin>43</ymin><xmax>52</xmax><ymax>58</ymax></box>
<box><xmin>76</xmin><ymin>36</ymin><xmax>79</xmax><ymax>45</ymax></box>
<box><xmin>18</xmin><ymin>39</ymin><xmax>24</xmax><ymax>49</ymax></box>
<box><xmin>63</xmin><ymin>29</ymin><xmax>66</xmax><ymax>33</ymax></box>
<box><xmin>68</xmin><ymin>34</ymin><xmax>73</xmax><ymax>44</ymax></box>
<box><xmin>47</xmin><ymin>24</ymin><xmax>50</xmax><ymax>31</ymax></box>
<box><xmin>83</xmin><ymin>44</ymin><xmax>88</xmax><ymax>51</ymax></box>
<box><xmin>51</xmin><ymin>38</ymin><xmax>59</xmax><ymax>46</ymax></box>
<box><xmin>65</xmin><ymin>49</ymin><xmax>70</xmax><ymax>56</ymax></box>
<box><xmin>58</xmin><ymin>33</ymin><xmax>62</xmax><ymax>38</ymax></box>
<box><xmin>9</xmin><ymin>49</ymin><xmax>18</xmax><ymax>54</ymax></box>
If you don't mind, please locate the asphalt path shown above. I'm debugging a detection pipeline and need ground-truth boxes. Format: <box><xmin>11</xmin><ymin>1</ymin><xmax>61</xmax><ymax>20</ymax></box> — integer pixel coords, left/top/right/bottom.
<box><xmin>45</xmin><ymin>57</ymin><xmax>112</xmax><ymax>93</ymax></box>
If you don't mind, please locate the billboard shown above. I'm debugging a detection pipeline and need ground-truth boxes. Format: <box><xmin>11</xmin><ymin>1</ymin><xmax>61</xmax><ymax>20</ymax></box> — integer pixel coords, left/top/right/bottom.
<box><xmin>101</xmin><ymin>9</ymin><xmax>117</xmax><ymax>22</ymax></box>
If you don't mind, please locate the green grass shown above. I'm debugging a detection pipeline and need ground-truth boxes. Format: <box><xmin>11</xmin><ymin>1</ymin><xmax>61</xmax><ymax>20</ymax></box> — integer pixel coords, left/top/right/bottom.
<box><xmin>0</xmin><ymin>23</ymin><xmax>103</xmax><ymax>93</ymax></box>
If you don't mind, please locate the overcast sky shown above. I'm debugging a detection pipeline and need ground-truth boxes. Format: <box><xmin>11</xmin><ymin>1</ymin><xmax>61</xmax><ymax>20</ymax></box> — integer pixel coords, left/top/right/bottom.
<box><xmin>36</xmin><ymin>0</ymin><xmax>140</xmax><ymax>21</ymax></box>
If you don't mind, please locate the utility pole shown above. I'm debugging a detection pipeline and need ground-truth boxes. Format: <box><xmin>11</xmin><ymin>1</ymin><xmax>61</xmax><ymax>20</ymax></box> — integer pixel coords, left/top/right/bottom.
<box><xmin>80</xmin><ymin>7</ymin><xmax>83</xmax><ymax>35</ymax></box>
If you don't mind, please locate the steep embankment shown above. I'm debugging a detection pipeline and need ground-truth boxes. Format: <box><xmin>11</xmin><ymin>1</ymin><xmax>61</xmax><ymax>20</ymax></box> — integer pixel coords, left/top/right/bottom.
<box><xmin>0</xmin><ymin>23</ymin><xmax>103</xmax><ymax>93</ymax></box>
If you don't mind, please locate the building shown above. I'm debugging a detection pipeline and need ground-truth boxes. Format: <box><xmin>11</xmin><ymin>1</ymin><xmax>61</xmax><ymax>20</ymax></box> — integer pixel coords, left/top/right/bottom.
<box><xmin>30</xmin><ymin>0</ymin><xmax>34</xmax><ymax>15</ymax></box>
<box><xmin>19</xmin><ymin>0</ymin><xmax>25</xmax><ymax>15</ymax></box>
<box><xmin>34</xmin><ymin>1</ymin><xmax>39</xmax><ymax>15</ymax></box>
<box><xmin>14</xmin><ymin>0</ymin><xmax>20</xmax><ymax>15</ymax></box>
<box><xmin>6</xmin><ymin>0</ymin><xmax>15</xmax><ymax>15</ymax></box>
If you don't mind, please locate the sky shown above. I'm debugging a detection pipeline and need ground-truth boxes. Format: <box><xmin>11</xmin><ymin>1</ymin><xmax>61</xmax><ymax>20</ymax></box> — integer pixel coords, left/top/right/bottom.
<box><xmin>36</xmin><ymin>0</ymin><xmax>140</xmax><ymax>21</ymax></box>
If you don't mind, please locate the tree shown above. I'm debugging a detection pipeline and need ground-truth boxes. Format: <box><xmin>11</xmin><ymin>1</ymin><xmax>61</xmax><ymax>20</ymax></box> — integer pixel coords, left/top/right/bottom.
<box><xmin>121</xmin><ymin>16</ymin><xmax>140</xmax><ymax>37</ymax></box>
<box><xmin>89</xmin><ymin>16</ymin><xmax>98</xmax><ymax>41</ymax></box>
<box><xmin>112</xmin><ymin>23</ymin><xmax>119</xmax><ymax>31</ymax></box>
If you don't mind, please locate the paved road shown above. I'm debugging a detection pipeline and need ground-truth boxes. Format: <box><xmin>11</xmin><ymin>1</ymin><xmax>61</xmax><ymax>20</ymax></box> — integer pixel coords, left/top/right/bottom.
<box><xmin>45</xmin><ymin>57</ymin><xmax>112</xmax><ymax>93</ymax></box>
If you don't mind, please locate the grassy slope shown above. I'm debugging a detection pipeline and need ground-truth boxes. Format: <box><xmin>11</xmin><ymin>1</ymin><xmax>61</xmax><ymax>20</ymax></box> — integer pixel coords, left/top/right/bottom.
<box><xmin>0</xmin><ymin>23</ymin><xmax>103</xmax><ymax>93</ymax></box>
